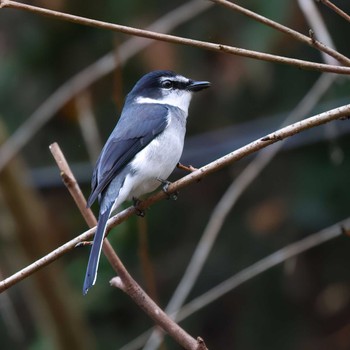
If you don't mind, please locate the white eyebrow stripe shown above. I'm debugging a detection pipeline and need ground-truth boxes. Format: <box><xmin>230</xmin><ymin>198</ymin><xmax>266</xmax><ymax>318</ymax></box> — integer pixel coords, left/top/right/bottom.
<box><xmin>159</xmin><ymin>75</ymin><xmax>189</xmax><ymax>83</ymax></box>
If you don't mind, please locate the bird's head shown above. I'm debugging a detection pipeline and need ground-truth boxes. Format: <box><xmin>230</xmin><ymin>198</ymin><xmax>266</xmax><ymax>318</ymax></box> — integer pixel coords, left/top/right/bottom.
<box><xmin>127</xmin><ymin>70</ymin><xmax>210</xmax><ymax>113</ymax></box>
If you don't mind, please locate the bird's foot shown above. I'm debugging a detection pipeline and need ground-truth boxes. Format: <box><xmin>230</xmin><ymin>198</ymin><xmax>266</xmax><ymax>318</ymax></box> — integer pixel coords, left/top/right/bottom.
<box><xmin>157</xmin><ymin>178</ymin><xmax>178</xmax><ymax>201</ymax></box>
<box><xmin>133</xmin><ymin>197</ymin><xmax>146</xmax><ymax>217</ymax></box>
<box><xmin>177</xmin><ymin>162</ymin><xmax>198</xmax><ymax>173</ymax></box>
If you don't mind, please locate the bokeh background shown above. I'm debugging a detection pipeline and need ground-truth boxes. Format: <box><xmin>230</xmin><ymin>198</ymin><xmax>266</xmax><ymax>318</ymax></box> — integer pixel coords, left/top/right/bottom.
<box><xmin>0</xmin><ymin>1</ymin><xmax>350</xmax><ymax>349</ymax></box>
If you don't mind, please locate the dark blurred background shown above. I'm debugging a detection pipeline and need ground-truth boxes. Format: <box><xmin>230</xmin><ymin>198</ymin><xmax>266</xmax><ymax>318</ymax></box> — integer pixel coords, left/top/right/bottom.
<box><xmin>0</xmin><ymin>1</ymin><xmax>350</xmax><ymax>349</ymax></box>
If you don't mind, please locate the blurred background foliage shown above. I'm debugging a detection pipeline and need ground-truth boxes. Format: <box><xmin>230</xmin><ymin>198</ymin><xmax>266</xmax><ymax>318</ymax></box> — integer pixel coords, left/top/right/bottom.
<box><xmin>0</xmin><ymin>0</ymin><xmax>350</xmax><ymax>349</ymax></box>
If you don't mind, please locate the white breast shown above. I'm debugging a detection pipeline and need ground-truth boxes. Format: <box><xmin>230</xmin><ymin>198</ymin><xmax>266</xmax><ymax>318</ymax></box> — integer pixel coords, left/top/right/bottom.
<box><xmin>117</xmin><ymin>108</ymin><xmax>187</xmax><ymax>202</ymax></box>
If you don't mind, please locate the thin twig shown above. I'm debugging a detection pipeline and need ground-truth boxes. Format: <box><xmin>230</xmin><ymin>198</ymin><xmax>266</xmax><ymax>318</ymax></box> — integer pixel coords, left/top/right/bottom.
<box><xmin>0</xmin><ymin>103</ymin><xmax>349</xmax><ymax>293</ymax></box>
<box><xmin>298</xmin><ymin>0</ymin><xmax>338</xmax><ymax>65</ymax></box>
<box><xmin>110</xmin><ymin>272</ymin><xmax>208</xmax><ymax>350</ymax></box>
<box><xmin>2</xmin><ymin>1</ymin><xmax>350</xmax><ymax>75</ymax></box>
<box><xmin>49</xmin><ymin>142</ymin><xmax>207</xmax><ymax>350</ymax></box>
<box><xmin>120</xmin><ymin>213</ymin><xmax>350</xmax><ymax>350</ymax></box>
<box><xmin>0</xmin><ymin>0</ymin><xmax>212</xmax><ymax>172</ymax></box>
<box><xmin>137</xmin><ymin>218</ymin><xmax>159</xmax><ymax>303</ymax></box>
<box><xmin>319</xmin><ymin>0</ymin><xmax>350</xmax><ymax>23</ymax></box>
<box><xmin>75</xmin><ymin>92</ymin><xmax>102</xmax><ymax>163</ymax></box>
<box><xmin>49</xmin><ymin>143</ymin><xmax>96</xmax><ymax>227</ymax></box>
<box><xmin>210</xmin><ymin>0</ymin><xmax>350</xmax><ymax>66</ymax></box>
<box><xmin>175</xmin><ymin>217</ymin><xmax>350</xmax><ymax>322</ymax></box>
<box><xmin>120</xmin><ymin>215</ymin><xmax>350</xmax><ymax>350</ymax></box>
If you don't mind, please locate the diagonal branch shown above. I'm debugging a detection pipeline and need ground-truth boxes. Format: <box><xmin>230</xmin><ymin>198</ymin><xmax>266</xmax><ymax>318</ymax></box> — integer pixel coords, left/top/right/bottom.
<box><xmin>175</xmin><ymin>217</ymin><xmax>350</xmax><ymax>322</ymax></box>
<box><xmin>49</xmin><ymin>142</ymin><xmax>208</xmax><ymax>350</ymax></box>
<box><xmin>298</xmin><ymin>0</ymin><xmax>339</xmax><ymax>65</ymax></box>
<box><xmin>120</xmin><ymin>216</ymin><xmax>350</xmax><ymax>350</ymax></box>
<box><xmin>2</xmin><ymin>1</ymin><xmax>350</xmax><ymax>75</ymax></box>
<box><xmin>49</xmin><ymin>143</ymin><xmax>123</xmax><ymax>275</ymax></box>
<box><xmin>319</xmin><ymin>0</ymin><xmax>350</xmax><ymax>23</ymax></box>
<box><xmin>0</xmin><ymin>103</ymin><xmax>349</xmax><ymax>293</ymax></box>
<box><xmin>210</xmin><ymin>0</ymin><xmax>350</xmax><ymax>66</ymax></box>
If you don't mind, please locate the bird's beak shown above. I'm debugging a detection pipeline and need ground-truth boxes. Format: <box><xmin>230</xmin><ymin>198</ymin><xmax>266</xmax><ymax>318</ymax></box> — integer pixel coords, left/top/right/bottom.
<box><xmin>188</xmin><ymin>80</ymin><xmax>211</xmax><ymax>92</ymax></box>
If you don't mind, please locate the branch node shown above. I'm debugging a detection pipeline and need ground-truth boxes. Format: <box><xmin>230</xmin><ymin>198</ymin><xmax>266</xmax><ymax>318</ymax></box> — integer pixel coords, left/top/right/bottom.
<box><xmin>75</xmin><ymin>241</ymin><xmax>92</xmax><ymax>248</ymax></box>
<box><xmin>110</xmin><ymin>276</ymin><xmax>125</xmax><ymax>291</ymax></box>
<box><xmin>60</xmin><ymin>170</ymin><xmax>73</xmax><ymax>187</ymax></box>
<box><xmin>261</xmin><ymin>134</ymin><xmax>282</xmax><ymax>142</ymax></box>
<box><xmin>196</xmin><ymin>336</ymin><xmax>208</xmax><ymax>350</ymax></box>
<box><xmin>133</xmin><ymin>198</ymin><xmax>146</xmax><ymax>217</ymax></box>
<box><xmin>309</xmin><ymin>29</ymin><xmax>316</xmax><ymax>43</ymax></box>
<box><xmin>177</xmin><ymin>162</ymin><xmax>198</xmax><ymax>173</ymax></box>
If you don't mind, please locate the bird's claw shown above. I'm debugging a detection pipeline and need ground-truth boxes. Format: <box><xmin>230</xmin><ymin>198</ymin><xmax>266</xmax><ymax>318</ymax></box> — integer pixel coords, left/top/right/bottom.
<box><xmin>158</xmin><ymin>178</ymin><xmax>178</xmax><ymax>201</ymax></box>
<box><xmin>133</xmin><ymin>197</ymin><xmax>146</xmax><ymax>217</ymax></box>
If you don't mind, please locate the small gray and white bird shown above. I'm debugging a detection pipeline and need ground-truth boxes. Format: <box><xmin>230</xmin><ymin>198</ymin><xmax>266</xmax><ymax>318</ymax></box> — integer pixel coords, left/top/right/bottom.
<box><xmin>83</xmin><ymin>70</ymin><xmax>210</xmax><ymax>295</ymax></box>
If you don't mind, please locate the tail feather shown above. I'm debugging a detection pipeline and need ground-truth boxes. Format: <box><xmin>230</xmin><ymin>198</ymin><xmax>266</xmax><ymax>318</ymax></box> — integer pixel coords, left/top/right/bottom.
<box><xmin>83</xmin><ymin>206</ymin><xmax>113</xmax><ymax>295</ymax></box>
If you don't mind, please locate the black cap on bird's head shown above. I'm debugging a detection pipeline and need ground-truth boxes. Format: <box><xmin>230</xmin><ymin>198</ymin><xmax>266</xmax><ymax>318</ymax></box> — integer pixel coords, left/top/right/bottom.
<box><xmin>126</xmin><ymin>70</ymin><xmax>210</xmax><ymax>102</ymax></box>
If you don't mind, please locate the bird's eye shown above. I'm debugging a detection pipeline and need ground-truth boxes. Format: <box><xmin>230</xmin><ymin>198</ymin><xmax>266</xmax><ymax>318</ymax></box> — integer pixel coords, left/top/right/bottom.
<box><xmin>161</xmin><ymin>80</ymin><xmax>173</xmax><ymax>89</ymax></box>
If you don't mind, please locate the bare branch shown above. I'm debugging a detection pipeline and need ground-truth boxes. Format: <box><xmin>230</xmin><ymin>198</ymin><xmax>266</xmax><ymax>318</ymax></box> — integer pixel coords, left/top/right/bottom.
<box><xmin>75</xmin><ymin>92</ymin><xmax>102</xmax><ymax>163</ymax></box>
<box><xmin>210</xmin><ymin>0</ymin><xmax>350</xmax><ymax>66</ymax></box>
<box><xmin>49</xmin><ymin>142</ymin><xmax>207</xmax><ymax>350</ymax></box>
<box><xmin>120</xmin><ymin>213</ymin><xmax>350</xmax><ymax>350</ymax></box>
<box><xmin>175</xmin><ymin>217</ymin><xmax>350</xmax><ymax>322</ymax></box>
<box><xmin>0</xmin><ymin>0</ymin><xmax>9</xmax><ymax>8</ymax></box>
<box><xmin>110</xmin><ymin>270</ymin><xmax>208</xmax><ymax>350</ymax></box>
<box><xmin>0</xmin><ymin>0</ymin><xmax>212</xmax><ymax>172</ymax></box>
<box><xmin>49</xmin><ymin>142</ymin><xmax>126</xmax><ymax>275</ymax></box>
<box><xmin>0</xmin><ymin>103</ymin><xmax>349</xmax><ymax>293</ymax></box>
<box><xmin>2</xmin><ymin>1</ymin><xmax>350</xmax><ymax>75</ymax></box>
<box><xmin>319</xmin><ymin>0</ymin><xmax>350</xmax><ymax>23</ymax></box>
<box><xmin>298</xmin><ymin>0</ymin><xmax>338</xmax><ymax>65</ymax></box>
<box><xmin>49</xmin><ymin>143</ymin><xmax>96</xmax><ymax>227</ymax></box>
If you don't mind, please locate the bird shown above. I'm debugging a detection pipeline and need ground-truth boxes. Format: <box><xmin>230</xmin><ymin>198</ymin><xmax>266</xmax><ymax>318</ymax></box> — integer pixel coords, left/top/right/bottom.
<box><xmin>83</xmin><ymin>70</ymin><xmax>210</xmax><ymax>295</ymax></box>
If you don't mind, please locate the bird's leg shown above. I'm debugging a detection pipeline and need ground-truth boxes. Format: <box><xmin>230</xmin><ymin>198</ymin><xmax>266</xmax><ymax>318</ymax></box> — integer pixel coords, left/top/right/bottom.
<box><xmin>177</xmin><ymin>162</ymin><xmax>198</xmax><ymax>173</ymax></box>
<box><xmin>157</xmin><ymin>178</ymin><xmax>178</xmax><ymax>201</ymax></box>
<box><xmin>133</xmin><ymin>197</ymin><xmax>146</xmax><ymax>217</ymax></box>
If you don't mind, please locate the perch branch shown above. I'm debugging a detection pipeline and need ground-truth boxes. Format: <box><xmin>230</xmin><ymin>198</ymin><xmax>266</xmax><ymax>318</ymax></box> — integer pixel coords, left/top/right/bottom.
<box><xmin>49</xmin><ymin>142</ymin><xmax>207</xmax><ymax>350</ymax></box>
<box><xmin>0</xmin><ymin>103</ymin><xmax>349</xmax><ymax>293</ymax></box>
<box><xmin>2</xmin><ymin>1</ymin><xmax>350</xmax><ymax>75</ymax></box>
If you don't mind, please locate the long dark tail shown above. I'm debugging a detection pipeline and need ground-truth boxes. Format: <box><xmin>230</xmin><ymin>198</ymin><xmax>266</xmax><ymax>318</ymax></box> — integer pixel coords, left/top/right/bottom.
<box><xmin>83</xmin><ymin>205</ymin><xmax>113</xmax><ymax>295</ymax></box>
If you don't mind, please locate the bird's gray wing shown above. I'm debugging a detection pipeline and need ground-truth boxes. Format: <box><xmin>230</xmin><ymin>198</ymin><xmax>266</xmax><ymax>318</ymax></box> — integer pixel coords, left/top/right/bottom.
<box><xmin>87</xmin><ymin>103</ymin><xmax>169</xmax><ymax>207</ymax></box>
